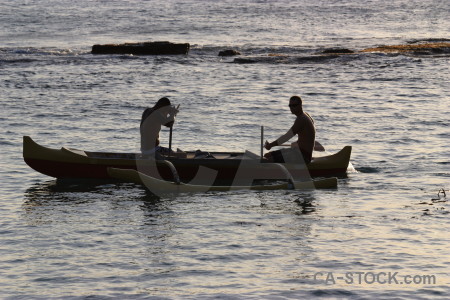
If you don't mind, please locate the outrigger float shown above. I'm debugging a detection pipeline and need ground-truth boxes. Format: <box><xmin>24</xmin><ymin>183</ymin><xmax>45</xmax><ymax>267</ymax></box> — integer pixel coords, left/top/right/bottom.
<box><xmin>23</xmin><ymin>136</ymin><xmax>351</xmax><ymax>185</ymax></box>
<box><xmin>107</xmin><ymin>167</ymin><xmax>338</xmax><ymax>193</ymax></box>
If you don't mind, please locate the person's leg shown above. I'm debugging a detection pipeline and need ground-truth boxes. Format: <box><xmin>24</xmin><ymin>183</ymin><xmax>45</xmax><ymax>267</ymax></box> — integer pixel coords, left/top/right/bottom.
<box><xmin>264</xmin><ymin>150</ymin><xmax>285</xmax><ymax>163</ymax></box>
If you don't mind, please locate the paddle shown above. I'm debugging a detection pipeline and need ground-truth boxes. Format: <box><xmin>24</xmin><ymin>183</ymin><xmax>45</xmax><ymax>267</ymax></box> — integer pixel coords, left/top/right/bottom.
<box><xmin>275</xmin><ymin>141</ymin><xmax>326</xmax><ymax>152</ymax></box>
<box><xmin>168</xmin><ymin>104</ymin><xmax>180</xmax><ymax>158</ymax></box>
<box><xmin>168</xmin><ymin>125</ymin><xmax>173</xmax><ymax>157</ymax></box>
<box><xmin>314</xmin><ymin>141</ymin><xmax>325</xmax><ymax>152</ymax></box>
<box><xmin>264</xmin><ymin>141</ymin><xmax>326</xmax><ymax>152</ymax></box>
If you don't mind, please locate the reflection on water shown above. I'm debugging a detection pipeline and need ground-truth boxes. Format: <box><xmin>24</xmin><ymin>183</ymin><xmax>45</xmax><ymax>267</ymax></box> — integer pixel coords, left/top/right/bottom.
<box><xmin>16</xmin><ymin>180</ymin><xmax>186</xmax><ymax>298</ymax></box>
<box><xmin>17</xmin><ymin>177</ymin><xmax>450</xmax><ymax>297</ymax></box>
<box><xmin>22</xmin><ymin>179</ymin><xmax>163</xmax><ymax>225</ymax></box>
<box><xmin>24</xmin><ymin>179</ymin><xmax>160</xmax><ymax>202</ymax></box>
<box><xmin>20</xmin><ymin>180</ymin><xmax>321</xmax><ymax>297</ymax></box>
<box><xmin>294</xmin><ymin>194</ymin><xmax>317</xmax><ymax>215</ymax></box>
<box><xmin>2</xmin><ymin>0</ymin><xmax>449</xmax><ymax>296</ymax></box>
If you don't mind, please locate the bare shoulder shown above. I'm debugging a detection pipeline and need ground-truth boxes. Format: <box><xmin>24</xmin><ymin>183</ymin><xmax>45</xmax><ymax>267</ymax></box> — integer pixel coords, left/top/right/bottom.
<box><xmin>300</xmin><ymin>112</ymin><xmax>315</xmax><ymax>124</ymax></box>
<box><xmin>292</xmin><ymin>113</ymin><xmax>313</xmax><ymax>131</ymax></box>
<box><xmin>296</xmin><ymin>113</ymin><xmax>311</xmax><ymax>124</ymax></box>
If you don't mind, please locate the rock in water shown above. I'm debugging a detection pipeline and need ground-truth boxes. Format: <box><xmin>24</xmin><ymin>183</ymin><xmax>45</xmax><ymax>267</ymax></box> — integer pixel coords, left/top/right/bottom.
<box><xmin>320</xmin><ymin>48</ymin><xmax>355</xmax><ymax>54</ymax></box>
<box><xmin>218</xmin><ymin>49</ymin><xmax>241</xmax><ymax>56</ymax></box>
<box><xmin>92</xmin><ymin>41</ymin><xmax>190</xmax><ymax>55</ymax></box>
<box><xmin>361</xmin><ymin>42</ymin><xmax>450</xmax><ymax>54</ymax></box>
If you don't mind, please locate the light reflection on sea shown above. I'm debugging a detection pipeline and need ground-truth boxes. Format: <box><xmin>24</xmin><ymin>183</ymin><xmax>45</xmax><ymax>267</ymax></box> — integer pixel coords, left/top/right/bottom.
<box><xmin>1</xmin><ymin>0</ymin><xmax>449</xmax><ymax>298</ymax></box>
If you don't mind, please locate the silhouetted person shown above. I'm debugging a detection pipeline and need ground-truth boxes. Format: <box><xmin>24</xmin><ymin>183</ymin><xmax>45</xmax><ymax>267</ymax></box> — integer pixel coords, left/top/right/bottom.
<box><xmin>264</xmin><ymin>96</ymin><xmax>318</xmax><ymax>164</ymax></box>
<box><xmin>140</xmin><ymin>97</ymin><xmax>179</xmax><ymax>157</ymax></box>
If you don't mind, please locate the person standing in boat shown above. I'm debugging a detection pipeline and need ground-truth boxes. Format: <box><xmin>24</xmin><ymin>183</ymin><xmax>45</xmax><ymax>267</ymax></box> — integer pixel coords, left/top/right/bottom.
<box><xmin>264</xmin><ymin>95</ymin><xmax>322</xmax><ymax>164</ymax></box>
<box><xmin>140</xmin><ymin>97</ymin><xmax>179</xmax><ymax>158</ymax></box>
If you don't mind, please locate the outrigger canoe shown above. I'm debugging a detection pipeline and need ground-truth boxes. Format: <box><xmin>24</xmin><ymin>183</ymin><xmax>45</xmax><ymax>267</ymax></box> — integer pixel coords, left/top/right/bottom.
<box><xmin>23</xmin><ymin>136</ymin><xmax>351</xmax><ymax>184</ymax></box>
<box><xmin>107</xmin><ymin>168</ymin><xmax>338</xmax><ymax>193</ymax></box>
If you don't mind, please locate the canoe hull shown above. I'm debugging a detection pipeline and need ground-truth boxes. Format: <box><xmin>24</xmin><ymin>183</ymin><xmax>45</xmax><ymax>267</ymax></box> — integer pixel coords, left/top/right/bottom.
<box><xmin>23</xmin><ymin>136</ymin><xmax>352</xmax><ymax>182</ymax></box>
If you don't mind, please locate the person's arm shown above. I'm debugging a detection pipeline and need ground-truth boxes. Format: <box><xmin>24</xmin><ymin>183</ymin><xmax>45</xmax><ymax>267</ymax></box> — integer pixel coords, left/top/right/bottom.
<box><xmin>265</xmin><ymin>128</ymin><xmax>296</xmax><ymax>150</ymax></box>
<box><xmin>163</xmin><ymin>106</ymin><xmax>179</xmax><ymax>127</ymax></box>
<box><xmin>265</xmin><ymin>118</ymin><xmax>302</xmax><ymax>150</ymax></box>
<box><xmin>265</xmin><ymin>128</ymin><xmax>294</xmax><ymax>150</ymax></box>
<box><xmin>275</xmin><ymin>128</ymin><xmax>296</xmax><ymax>145</ymax></box>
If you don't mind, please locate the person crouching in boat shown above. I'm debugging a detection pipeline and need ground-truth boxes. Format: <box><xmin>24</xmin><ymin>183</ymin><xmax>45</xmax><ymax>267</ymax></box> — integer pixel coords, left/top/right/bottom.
<box><xmin>140</xmin><ymin>97</ymin><xmax>180</xmax><ymax>158</ymax></box>
<box><xmin>264</xmin><ymin>95</ymin><xmax>319</xmax><ymax>164</ymax></box>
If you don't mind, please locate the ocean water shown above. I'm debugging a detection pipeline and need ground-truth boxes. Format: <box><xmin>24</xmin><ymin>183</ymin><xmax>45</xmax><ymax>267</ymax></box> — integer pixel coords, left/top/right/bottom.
<box><xmin>1</xmin><ymin>0</ymin><xmax>449</xmax><ymax>298</ymax></box>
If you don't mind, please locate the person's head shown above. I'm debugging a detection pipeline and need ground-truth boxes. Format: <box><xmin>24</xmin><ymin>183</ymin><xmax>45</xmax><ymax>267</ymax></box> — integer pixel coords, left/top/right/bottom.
<box><xmin>289</xmin><ymin>95</ymin><xmax>303</xmax><ymax>115</ymax></box>
<box><xmin>140</xmin><ymin>97</ymin><xmax>172</xmax><ymax>127</ymax></box>
<box><xmin>153</xmin><ymin>97</ymin><xmax>171</xmax><ymax>110</ymax></box>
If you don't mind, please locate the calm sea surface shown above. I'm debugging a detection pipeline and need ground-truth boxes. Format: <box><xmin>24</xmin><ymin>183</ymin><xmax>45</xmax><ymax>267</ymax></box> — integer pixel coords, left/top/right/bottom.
<box><xmin>1</xmin><ymin>0</ymin><xmax>449</xmax><ymax>298</ymax></box>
